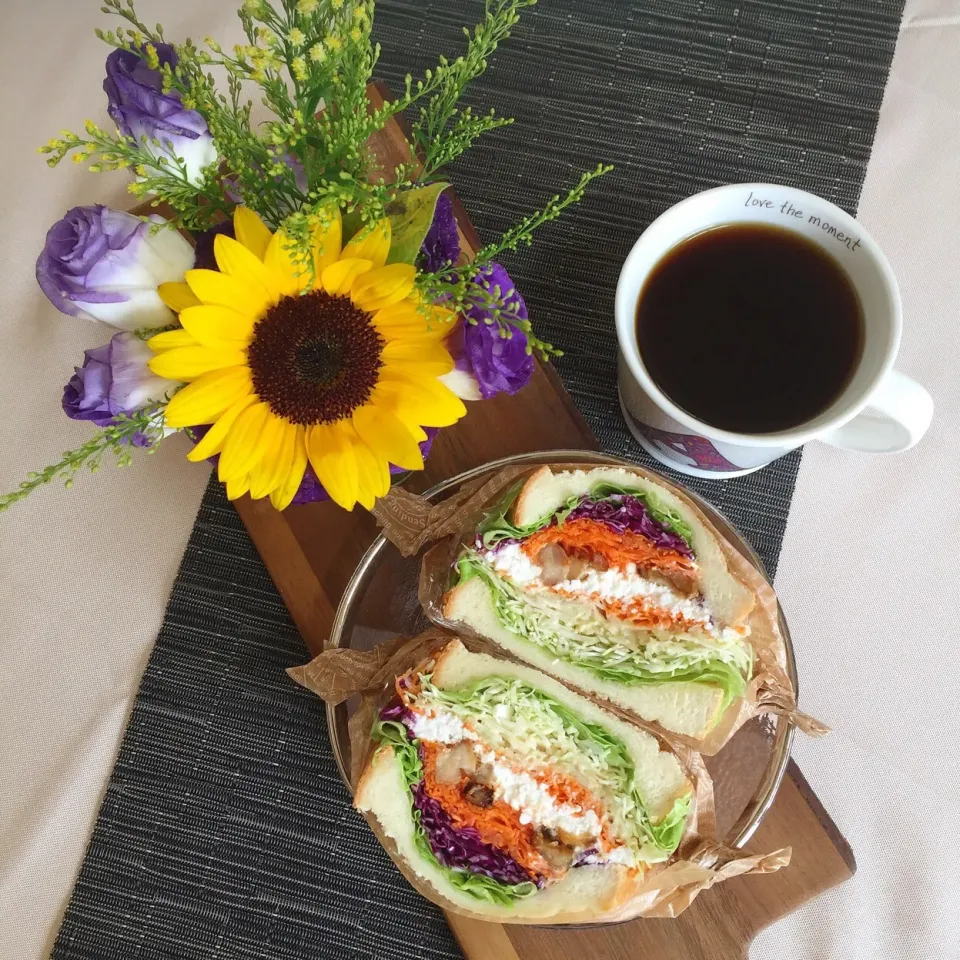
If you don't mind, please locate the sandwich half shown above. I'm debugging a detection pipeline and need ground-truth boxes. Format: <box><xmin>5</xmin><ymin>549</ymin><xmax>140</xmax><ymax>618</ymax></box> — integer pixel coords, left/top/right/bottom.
<box><xmin>442</xmin><ymin>466</ymin><xmax>757</xmax><ymax>740</ymax></box>
<box><xmin>355</xmin><ymin>638</ymin><xmax>694</xmax><ymax>922</ymax></box>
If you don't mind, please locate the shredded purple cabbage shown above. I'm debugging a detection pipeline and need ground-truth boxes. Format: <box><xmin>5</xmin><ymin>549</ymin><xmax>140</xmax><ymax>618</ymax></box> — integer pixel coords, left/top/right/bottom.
<box><xmin>572</xmin><ymin>847</ymin><xmax>598</xmax><ymax>867</ymax></box>
<box><xmin>378</xmin><ymin>700</ymin><xmax>412</xmax><ymax>724</ymax></box>
<box><xmin>564</xmin><ymin>495</ymin><xmax>694</xmax><ymax>558</ymax></box>
<box><xmin>412</xmin><ymin>783</ymin><xmax>542</xmax><ymax>887</ymax></box>
<box><xmin>378</xmin><ymin>700</ymin><xmax>540</xmax><ymax>887</ymax></box>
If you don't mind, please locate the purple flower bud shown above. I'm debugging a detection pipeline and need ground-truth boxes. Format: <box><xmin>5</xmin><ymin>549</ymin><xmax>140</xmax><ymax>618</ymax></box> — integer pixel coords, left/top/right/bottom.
<box><xmin>104</xmin><ymin>44</ymin><xmax>217</xmax><ymax>186</ymax></box>
<box><xmin>36</xmin><ymin>205</ymin><xmax>195</xmax><ymax>330</ymax></box>
<box><xmin>421</xmin><ymin>192</ymin><xmax>460</xmax><ymax>274</ymax></box>
<box><xmin>62</xmin><ymin>332</ymin><xmax>180</xmax><ymax>446</ymax></box>
<box><xmin>442</xmin><ymin>262</ymin><xmax>534</xmax><ymax>400</ymax></box>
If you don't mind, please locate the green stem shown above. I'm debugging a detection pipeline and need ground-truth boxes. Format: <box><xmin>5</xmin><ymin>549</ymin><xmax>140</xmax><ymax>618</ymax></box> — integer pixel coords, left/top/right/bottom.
<box><xmin>0</xmin><ymin>408</ymin><xmax>168</xmax><ymax>512</ymax></box>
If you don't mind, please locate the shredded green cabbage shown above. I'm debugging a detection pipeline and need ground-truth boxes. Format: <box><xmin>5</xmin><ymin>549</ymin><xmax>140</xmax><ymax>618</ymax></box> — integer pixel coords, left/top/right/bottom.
<box><xmin>372</xmin><ymin>719</ymin><xmax>538</xmax><ymax>906</ymax></box>
<box><xmin>457</xmin><ymin>554</ymin><xmax>751</xmax><ymax>710</ymax></box>
<box><xmin>477</xmin><ymin>478</ymin><xmax>695</xmax><ymax>549</ymax></box>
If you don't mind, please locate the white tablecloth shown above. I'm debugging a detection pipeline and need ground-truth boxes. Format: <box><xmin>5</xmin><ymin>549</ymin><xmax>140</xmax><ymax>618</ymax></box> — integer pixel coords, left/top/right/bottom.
<box><xmin>1</xmin><ymin>2</ymin><xmax>957</xmax><ymax>958</ymax></box>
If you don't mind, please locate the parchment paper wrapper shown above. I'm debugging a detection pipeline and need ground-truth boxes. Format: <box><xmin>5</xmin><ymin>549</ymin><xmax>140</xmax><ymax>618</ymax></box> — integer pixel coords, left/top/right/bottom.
<box><xmin>289</xmin><ymin>631</ymin><xmax>791</xmax><ymax>923</ymax></box>
<box><xmin>374</xmin><ymin>461</ymin><xmax>828</xmax><ymax>756</ymax></box>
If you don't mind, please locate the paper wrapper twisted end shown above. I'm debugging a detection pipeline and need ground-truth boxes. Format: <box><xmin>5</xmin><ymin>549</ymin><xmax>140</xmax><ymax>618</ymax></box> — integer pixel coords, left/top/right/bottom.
<box><xmin>373</xmin><ymin>460</ymin><xmax>828</xmax><ymax>755</ymax></box>
<box><xmin>370</xmin><ymin>466</ymin><xmax>530</xmax><ymax>557</ymax></box>
<box><xmin>289</xmin><ymin>631</ymin><xmax>792</xmax><ymax>924</ymax></box>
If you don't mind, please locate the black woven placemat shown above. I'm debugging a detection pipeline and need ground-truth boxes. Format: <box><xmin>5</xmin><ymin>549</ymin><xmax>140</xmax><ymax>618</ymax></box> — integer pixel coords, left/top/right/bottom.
<box><xmin>53</xmin><ymin>1</ymin><xmax>903</xmax><ymax>958</ymax></box>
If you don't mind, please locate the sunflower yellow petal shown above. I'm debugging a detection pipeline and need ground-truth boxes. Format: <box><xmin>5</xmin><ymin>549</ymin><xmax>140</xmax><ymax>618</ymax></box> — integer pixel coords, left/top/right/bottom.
<box><xmin>225</xmin><ymin>472</ymin><xmax>251</xmax><ymax>501</ymax></box>
<box><xmin>186</xmin><ymin>394</ymin><xmax>257</xmax><ymax>462</ymax></box>
<box><xmin>349</xmin><ymin>263</ymin><xmax>416</xmax><ymax>312</ymax></box>
<box><xmin>269</xmin><ymin>426</ymin><xmax>307</xmax><ymax>511</ymax></box>
<box><xmin>380</xmin><ymin>340</ymin><xmax>453</xmax><ymax>365</ymax></box>
<box><xmin>233</xmin><ymin>206</ymin><xmax>273</xmax><ymax>261</ymax></box>
<box><xmin>247</xmin><ymin>414</ymin><xmax>288</xmax><ymax>499</ymax></box>
<box><xmin>217</xmin><ymin>401</ymin><xmax>272</xmax><ymax>482</ymax></box>
<box><xmin>179</xmin><ymin>304</ymin><xmax>256</xmax><ymax>347</ymax></box>
<box><xmin>321</xmin><ymin>258</ymin><xmax>373</xmax><ymax>296</ymax></box>
<box><xmin>185</xmin><ymin>269</ymin><xmax>271</xmax><ymax>319</ymax></box>
<box><xmin>341</xmin><ymin>218</ymin><xmax>391</xmax><ymax>267</ymax></box>
<box><xmin>312</xmin><ymin>206</ymin><xmax>343</xmax><ymax>275</ymax></box>
<box><xmin>148</xmin><ymin>345</ymin><xmax>248</xmax><ymax>381</ymax></box>
<box><xmin>306</xmin><ymin>421</ymin><xmax>359</xmax><ymax>511</ymax></box>
<box><xmin>158</xmin><ymin>281</ymin><xmax>201</xmax><ymax>313</ymax></box>
<box><xmin>420</xmin><ymin>304</ymin><xmax>460</xmax><ymax>338</ymax></box>
<box><xmin>213</xmin><ymin>234</ymin><xmax>282</xmax><ymax>303</ymax></box>
<box><xmin>352</xmin><ymin>405</ymin><xmax>424</xmax><ymax>472</ymax></box>
<box><xmin>380</xmin><ymin>341</ymin><xmax>455</xmax><ymax>377</ymax></box>
<box><xmin>147</xmin><ymin>328</ymin><xmax>198</xmax><ymax>352</ymax></box>
<box><xmin>163</xmin><ymin>367</ymin><xmax>253</xmax><ymax>428</ymax></box>
<box><xmin>263</xmin><ymin>228</ymin><xmax>306</xmax><ymax>296</ymax></box>
<box><xmin>381</xmin><ymin>357</ymin><xmax>455</xmax><ymax>378</ymax></box>
<box><xmin>335</xmin><ymin>421</ymin><xmax>388</xmax><ymax>506</ymax></box>
<box><xmin>356</xmin><ymin>452</ymin><xmax>390</xmax><ymax>505</ymax></box>
<box><xmin>372</xmin><ymin>376</ymin><xmax>467</xmax><ymax>428</ymax></box>
<box><xmin>249</xmin><ymin>417</ymin><xmax>297</xmax><ymax>499</ymax></box>
<box><xmin>372</xmin><ymin>302</ymin><xmax>455</xmax><ymax>341</ymax></box>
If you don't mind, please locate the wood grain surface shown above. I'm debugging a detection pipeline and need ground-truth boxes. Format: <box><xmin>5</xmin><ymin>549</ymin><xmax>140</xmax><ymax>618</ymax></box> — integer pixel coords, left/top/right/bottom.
<box><xmin>192</xmin><ymin>82</ymin><xmax>853</xmax><ymax>959</ymax></box>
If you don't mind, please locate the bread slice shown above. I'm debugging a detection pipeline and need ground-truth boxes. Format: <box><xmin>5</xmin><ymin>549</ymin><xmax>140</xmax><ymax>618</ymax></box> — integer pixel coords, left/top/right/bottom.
<box><xmin>511</xmin><ymin>466</ymin><xmax>754</xmax><ymax>626</ymax></box>
<box><xmin>355</xmin><ymin>639</ymin><xmax>691</xmax><ymax>921</ymax></box>
<box><xmin>444</xmin><ymin>574</ymin><xmax>725</xmax><ymax>740</ymax></box>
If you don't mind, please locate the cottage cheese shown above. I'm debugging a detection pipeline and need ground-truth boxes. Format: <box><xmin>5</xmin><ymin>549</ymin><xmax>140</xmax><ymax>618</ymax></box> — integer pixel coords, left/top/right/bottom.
<box><xmin>409</xmin><ymin>709</ymin><xmax>476</xmax><ymax>745</ymax></box>
<box><xmin>476</xmin><ymin>747</ymin><xmax>602</xmax><ymax>838</ymax></box>
<box><xmin>486</xmin><ymin>543</ymin><xmax>713</xmax><ymax>628</ymax></box>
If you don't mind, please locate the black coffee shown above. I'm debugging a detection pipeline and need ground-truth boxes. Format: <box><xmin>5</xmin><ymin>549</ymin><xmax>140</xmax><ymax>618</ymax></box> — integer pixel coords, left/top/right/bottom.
<box><xmin>635</xmin><ymin>223</ymin><xmax>864</xmax><ymax>433</ymax></box>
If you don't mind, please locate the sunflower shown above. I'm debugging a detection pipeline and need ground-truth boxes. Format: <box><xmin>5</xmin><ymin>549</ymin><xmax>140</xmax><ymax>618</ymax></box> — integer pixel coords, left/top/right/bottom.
<box><xmin>147</xmin><ymin>206</ymin><xmax>465</xmax><ymax>511</ymax></box>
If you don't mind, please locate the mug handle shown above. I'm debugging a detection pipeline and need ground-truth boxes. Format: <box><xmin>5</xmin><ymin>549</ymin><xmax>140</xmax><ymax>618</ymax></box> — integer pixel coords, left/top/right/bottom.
<box><xmin>820</xmin><ymin>369</ymin><xmax>933</xmax><ymax>453</ymax></box>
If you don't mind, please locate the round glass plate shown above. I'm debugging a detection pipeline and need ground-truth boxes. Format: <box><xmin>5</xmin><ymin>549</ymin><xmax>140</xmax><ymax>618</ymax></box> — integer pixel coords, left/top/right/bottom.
<box><xmin>327</xmin><ymin>450</ymin><xmax>795</xmax><ymax>848</ymax></box>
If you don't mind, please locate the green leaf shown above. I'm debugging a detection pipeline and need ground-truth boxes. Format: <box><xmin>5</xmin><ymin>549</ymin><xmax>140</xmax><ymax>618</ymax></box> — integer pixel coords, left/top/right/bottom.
<box><xmin>384</xmin><ymin>182</ymin><xmax>450</xmax><ymax>264</ymax></box>
<box><xmin>340</xmin><ymin>207</ymin><xmax>365</xmax><ymax>245</ymax></box>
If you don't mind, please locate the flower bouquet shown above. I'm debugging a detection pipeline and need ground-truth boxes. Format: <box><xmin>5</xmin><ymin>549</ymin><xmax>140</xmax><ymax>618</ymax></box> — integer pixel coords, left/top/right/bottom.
<box><xmin>3</xmin><ymin>0</ymin><xmax>609</xmax><ymax>513</ymax></box>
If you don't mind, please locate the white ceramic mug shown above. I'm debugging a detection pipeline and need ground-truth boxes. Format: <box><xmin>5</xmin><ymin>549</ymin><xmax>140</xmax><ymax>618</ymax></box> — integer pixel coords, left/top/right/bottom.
<box><xmin>615</xmin><ymin>183</ymin><xmax>934</xmax><ymax>478</ymax></box>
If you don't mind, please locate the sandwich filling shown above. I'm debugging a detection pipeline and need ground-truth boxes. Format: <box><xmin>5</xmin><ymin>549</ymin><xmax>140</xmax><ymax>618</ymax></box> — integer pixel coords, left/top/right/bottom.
<box><xmin>454</xmin><ymin>480</ymin><xmax>753</xmax><ymax>707</ymax></box>
<box><xmin>372</xmin><ymin>665</ymin><xmax>691</xmax><ymax>906</ymax></box>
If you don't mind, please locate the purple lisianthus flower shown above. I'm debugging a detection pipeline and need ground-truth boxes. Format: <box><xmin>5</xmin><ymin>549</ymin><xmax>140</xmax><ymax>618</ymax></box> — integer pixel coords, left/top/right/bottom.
<box><xmin>421</xmin><ymin>191</ymin><xmax>460</xmax><ymax>274</ymax></box>
<box><xmin>36</xmin><ymin>205</ymin><xmax>195</xmax><ymax>330</ymax></box>
<box><xmin>62</xmin><ymin>331</ymin><xmax>180</xmax><ymax>447</ymax></box>
<box><xmin>104</xmin><ymin>44</ymin><xmax>217</xmax><ymax>186</ymax></box>
<box><xmin>441</xmin><ymin>263</ymin><xmax>534</xmax><ymax>400</ymax></box>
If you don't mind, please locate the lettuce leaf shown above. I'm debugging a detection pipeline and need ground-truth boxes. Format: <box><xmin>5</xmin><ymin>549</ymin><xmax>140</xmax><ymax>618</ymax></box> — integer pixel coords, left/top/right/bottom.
<box><xmin>456</xmin><ymin>555</ymin><xmax>750</xmax><ymax>710</ymax></box>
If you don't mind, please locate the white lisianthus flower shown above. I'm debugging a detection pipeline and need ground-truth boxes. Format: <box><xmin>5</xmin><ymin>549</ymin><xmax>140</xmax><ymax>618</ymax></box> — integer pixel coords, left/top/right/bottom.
<box><xmin>36</xmin><ymin>205</ymin><xmax>195</xmax><ymax>331</ymax></box>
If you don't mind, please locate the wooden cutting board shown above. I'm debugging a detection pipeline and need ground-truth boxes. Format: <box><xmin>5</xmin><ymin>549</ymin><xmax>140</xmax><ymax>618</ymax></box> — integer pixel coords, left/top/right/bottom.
<box><xmin>214</xmin><ymin>82</ymin><xmax>854</xmax><ymax>959</ymax></box>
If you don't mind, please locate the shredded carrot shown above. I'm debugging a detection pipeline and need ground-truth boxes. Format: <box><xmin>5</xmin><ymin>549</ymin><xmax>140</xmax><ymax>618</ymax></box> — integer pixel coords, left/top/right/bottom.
<box><xmin>521</xmin><ymin>517</ymin><xmax>696</xmax><ymax>585</ymax></box>
<box><xmin>421</xmin><ymin>742</ymin><xmax>557</xmax><ymax>877</ymax></box>
<box><xmin>556</xmin><ymin>590</ymin><xmax>704</xmax><ymax>632</ymax></box>
<box><xmin>420</xmin><ymin>743</ymin><xmax>619</xmax><ymax>879</ymax></box>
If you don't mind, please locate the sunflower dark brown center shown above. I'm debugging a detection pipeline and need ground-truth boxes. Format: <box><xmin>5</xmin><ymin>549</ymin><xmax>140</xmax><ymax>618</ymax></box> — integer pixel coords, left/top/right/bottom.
<box><xmin>247</xmin><ymin>289</ymin><xmax>384</xmax><ymax>425</ymax></box>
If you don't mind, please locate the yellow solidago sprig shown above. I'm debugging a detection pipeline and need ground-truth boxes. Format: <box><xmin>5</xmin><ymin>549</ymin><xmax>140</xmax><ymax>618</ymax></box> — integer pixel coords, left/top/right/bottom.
<box><xmin>12</xmin><ymin>0</ymin><xmax>615</xmax><ymax>514</ymax></box>
<box><xmin>148</xmin><ymin>206</ymin><xmax>465</xmax><ymax>510</ymax></box>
